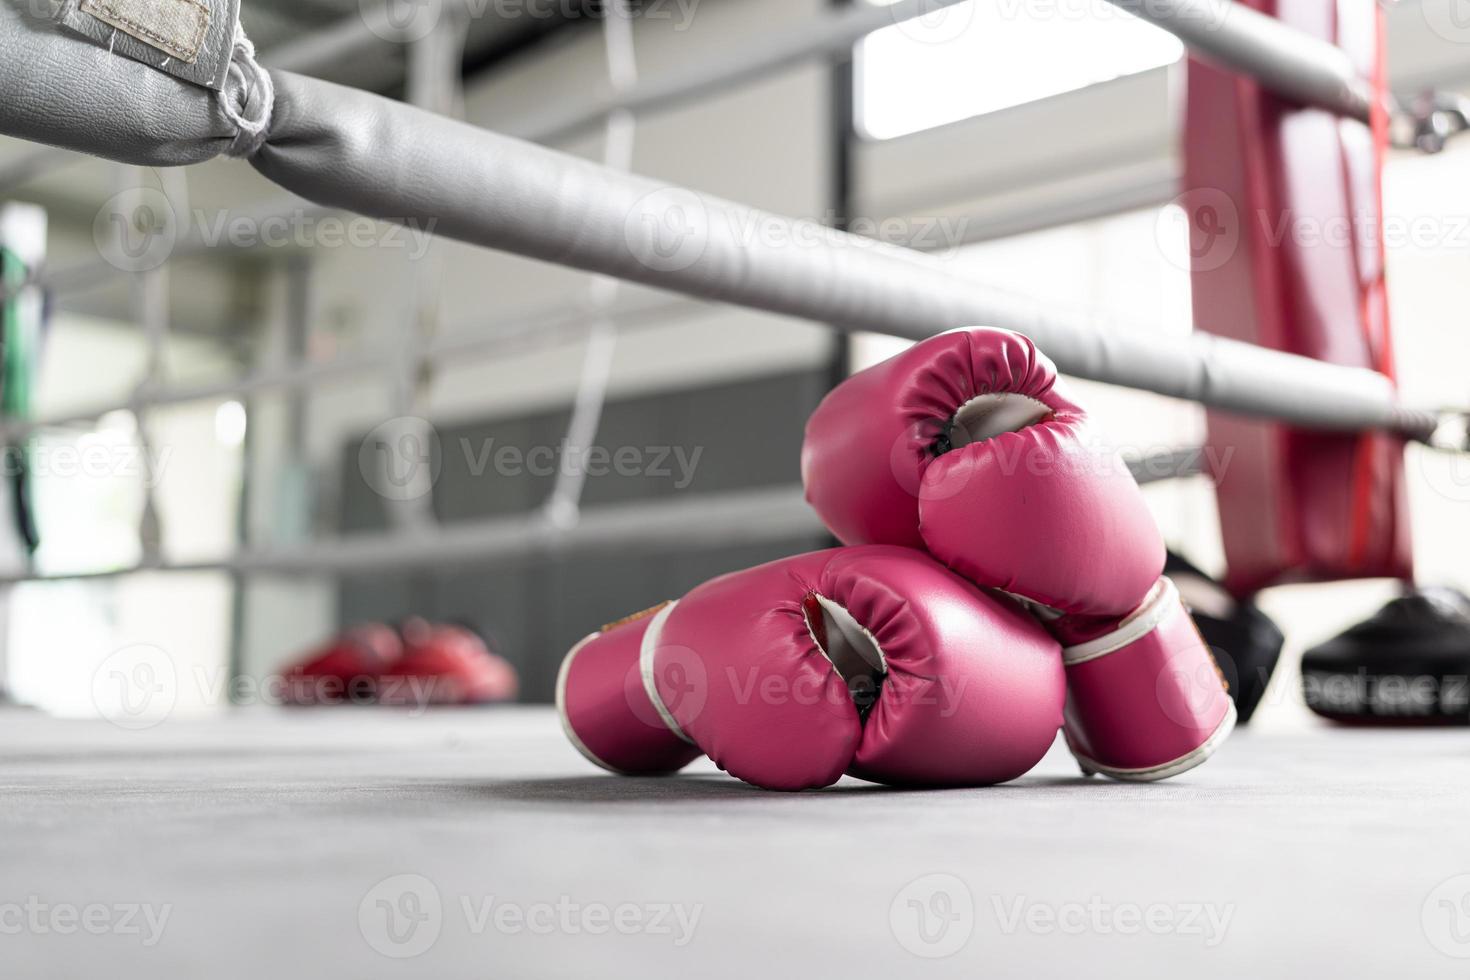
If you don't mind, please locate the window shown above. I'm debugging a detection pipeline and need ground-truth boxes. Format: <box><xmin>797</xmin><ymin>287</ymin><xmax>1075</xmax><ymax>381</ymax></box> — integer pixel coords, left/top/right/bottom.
<box><xmin>856</xmin><ymin>0</ymin><xmax>1184</xmax><ymax>139</ymax></box>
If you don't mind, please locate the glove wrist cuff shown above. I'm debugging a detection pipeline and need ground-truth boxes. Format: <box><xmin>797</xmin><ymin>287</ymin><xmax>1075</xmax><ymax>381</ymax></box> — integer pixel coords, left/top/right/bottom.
<box><xmin>1060</xmin><ymin>578</ymin><xmax>1179</xmax><ymax>665</ymax></box>
<box><xmin>1059</xmin><ymin>578</ymin><xmax>1236</xmax><ymax>782</ymax></box>
<box><xmin>639</xmin><ymin>600</ymin><xmax>698</xmax><ymax>746</ymax></box>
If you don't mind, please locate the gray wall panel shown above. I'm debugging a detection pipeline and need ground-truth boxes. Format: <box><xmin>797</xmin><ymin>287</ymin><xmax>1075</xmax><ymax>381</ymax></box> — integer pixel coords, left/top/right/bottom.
<box><xmin>338</xmin><ymin>368</ymin><xmax>832</xmax><ymax>702</ymax></box>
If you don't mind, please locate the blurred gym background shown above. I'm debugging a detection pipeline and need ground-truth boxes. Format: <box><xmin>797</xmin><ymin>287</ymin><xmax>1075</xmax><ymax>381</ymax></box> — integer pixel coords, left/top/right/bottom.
<box><xmin>1</xmin><ymin>0</ymin><xmax>1467</xmax><ymax>724</ymax></box>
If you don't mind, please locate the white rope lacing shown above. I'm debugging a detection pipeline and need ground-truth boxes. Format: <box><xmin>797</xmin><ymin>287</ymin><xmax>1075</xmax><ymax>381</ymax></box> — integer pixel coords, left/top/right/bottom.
<box><xmin>218</xmin><ymin>27</ymin><xmax>273</xmax><ymax>158</ymax></box>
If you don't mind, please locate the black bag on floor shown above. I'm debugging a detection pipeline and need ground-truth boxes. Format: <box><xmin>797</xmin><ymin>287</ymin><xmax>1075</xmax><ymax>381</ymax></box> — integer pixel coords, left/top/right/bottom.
<box><xmin>1165</xmin><ymin>553</ymin><xmax>1285</xmax><ymax>725</ymax></box>
<box><xmin>1301</xmin><ymin>588</ymin><xmax>1470</xmax><ymax>726</ymax></box>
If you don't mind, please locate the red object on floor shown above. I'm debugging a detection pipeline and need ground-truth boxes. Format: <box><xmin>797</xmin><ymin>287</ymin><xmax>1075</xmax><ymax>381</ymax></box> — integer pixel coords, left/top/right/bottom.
<box><xmin>1183</xmin><ymin>0</ymin><xmax>1412</xmax><ymax>596</ymax></box>
<box><xmin>279</xmin><ymin>619</ymin><xmax>518</xmax><ymax>706</ymax></box>
<box><xmin>376</xmin><ymin>618</ymin><xmax>520</xmax><ymax>707</ymax></box>
<box><xmin>280</xmin><ymin>623</ymin><xmax>403</xmax><ymax>705</ymax></box>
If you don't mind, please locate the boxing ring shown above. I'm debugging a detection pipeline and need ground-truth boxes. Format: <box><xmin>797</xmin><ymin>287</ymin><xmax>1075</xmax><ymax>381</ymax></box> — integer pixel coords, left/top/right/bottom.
<box><xmin>4</xmin><ymin>3</ymin><xmax>1470</xmax><ymax>976</ymax></box>
<box><xmin>0</xmin><ymin>0</ymin><xmax>1465</xmax><ymax>588</ymax></box>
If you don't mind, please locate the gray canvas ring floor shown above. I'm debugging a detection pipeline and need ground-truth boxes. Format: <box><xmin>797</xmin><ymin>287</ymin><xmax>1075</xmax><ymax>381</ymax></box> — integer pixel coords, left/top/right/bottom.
<box><xmin>1</xmin><ymin>707</ymin><xmax>1466</xmax><ymax>978</ymax></box>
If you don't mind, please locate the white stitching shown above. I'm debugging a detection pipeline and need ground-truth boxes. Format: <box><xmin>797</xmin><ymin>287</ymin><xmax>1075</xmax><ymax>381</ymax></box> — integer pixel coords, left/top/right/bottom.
<box><xmin>80</xmin><ymin>0</ymin><xmax>209</xmax><ymax>63</ymax></box>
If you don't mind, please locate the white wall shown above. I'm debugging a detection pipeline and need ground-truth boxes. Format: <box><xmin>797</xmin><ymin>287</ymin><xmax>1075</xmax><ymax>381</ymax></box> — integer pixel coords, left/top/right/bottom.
<box><xmin>6</xmin><ymin>313</ymin><xmax>241</xmax><ymax>716</ymax></box>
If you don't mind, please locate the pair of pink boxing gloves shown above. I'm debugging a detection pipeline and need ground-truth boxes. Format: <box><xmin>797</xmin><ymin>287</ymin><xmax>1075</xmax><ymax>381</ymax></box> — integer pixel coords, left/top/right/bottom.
<box><xmin>558</xmin><ymin>328</ymin><xmax>1235</xmax><ymax>790</ymax></box>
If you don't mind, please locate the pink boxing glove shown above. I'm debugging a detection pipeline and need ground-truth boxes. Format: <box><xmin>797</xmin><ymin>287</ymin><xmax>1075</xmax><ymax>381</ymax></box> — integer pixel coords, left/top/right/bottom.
<box><xmin>556</xmin><ymin>545</ymin><xmax>1065</xmax><ymax>791</ymax></box>
<box><xmin>802</xmin><ymin>327</ymin><xmax>1235</xmax><ymax>782</ymax></box>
